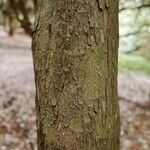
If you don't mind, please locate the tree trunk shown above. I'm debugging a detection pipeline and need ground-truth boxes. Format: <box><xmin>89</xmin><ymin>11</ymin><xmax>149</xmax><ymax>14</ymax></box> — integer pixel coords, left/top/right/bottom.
<box><xmin>18</xmin><ymin>0</ymin><xmax>32</xmax><ymax>36</ymax></box>
<box><xmin>32</xmin><ymin>0</ymin><xmax>120</xmax><ymax>149</ymax></box>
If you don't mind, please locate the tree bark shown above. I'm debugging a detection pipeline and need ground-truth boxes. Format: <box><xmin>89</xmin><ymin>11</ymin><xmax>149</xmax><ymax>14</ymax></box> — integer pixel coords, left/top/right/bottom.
<box><xmin>32</xmin><ymin>0</ymin><xmax>120</xmax><ymax>149</ymax></box>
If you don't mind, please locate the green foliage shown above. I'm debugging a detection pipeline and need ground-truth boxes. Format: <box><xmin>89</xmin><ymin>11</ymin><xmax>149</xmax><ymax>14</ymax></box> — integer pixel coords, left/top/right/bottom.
<box><xmin>118</xmin><ymin>53</ymin><xmax>150</xmax><ymax>74</ymax></box>
<box><xmin>119</xmin><ymin>0</ymin><xmax>150</xmax><ymax>53</ymax></box>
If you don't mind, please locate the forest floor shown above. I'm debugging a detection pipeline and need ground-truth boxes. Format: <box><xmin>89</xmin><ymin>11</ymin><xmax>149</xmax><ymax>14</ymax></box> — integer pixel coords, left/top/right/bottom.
<box><xmin>0</xmin><ymin>29</ymin><xmax>150</xmax><ymax>150</ymax></box>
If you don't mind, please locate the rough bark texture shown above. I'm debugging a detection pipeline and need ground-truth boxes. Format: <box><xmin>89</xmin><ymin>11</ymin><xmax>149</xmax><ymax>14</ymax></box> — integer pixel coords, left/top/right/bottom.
<box><xmin>32</xmin><ymin>0</ymin><xmax>120</xmax><ymax>149</ymax></box>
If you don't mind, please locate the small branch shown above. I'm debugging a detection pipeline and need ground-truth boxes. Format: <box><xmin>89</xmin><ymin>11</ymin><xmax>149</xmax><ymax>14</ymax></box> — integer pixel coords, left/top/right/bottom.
<box><xmin>119</xmin><ymin>30</ymin><xmax>141</xmax><ymax>38</ymax></box>
<box><xmin>120</xmin><ymin>4</ymin><xmax>150</xmax><ymax>12</ymax></box>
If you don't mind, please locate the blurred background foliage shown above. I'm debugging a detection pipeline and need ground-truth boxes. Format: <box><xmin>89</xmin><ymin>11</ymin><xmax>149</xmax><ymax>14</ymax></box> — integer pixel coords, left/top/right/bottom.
<box><xmin>119</xmin><ymin>0</ymin><xmax>150</xmax><ymax>74</ymax></box>
<box><xmin>0</xmin><ymin>0</ymin><xmax>150</xmax><ymax>74</ymax></box>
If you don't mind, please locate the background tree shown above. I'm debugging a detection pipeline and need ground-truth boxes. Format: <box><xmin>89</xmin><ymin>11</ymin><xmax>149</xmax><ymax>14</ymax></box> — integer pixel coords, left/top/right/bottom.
<box><xmin>32</xmin><ymin>0</ymin><xmax>120</xmax><ymax>149</ymax></box>
<box><xmin>0</xmin><ymin>0</ymin><xmax>34</xmax><ymax>36</ymax></box>
<box><xmin>119</xmin><ymin>0</ymin><xmax>150</xmax><ymax>56</ymax></box>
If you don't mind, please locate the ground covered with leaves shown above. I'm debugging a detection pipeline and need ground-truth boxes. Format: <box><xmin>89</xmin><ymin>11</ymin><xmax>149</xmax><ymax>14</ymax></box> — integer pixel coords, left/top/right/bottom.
<box><xmin>0</xmin><ymin>30</ymin><xmax>150</xmax><ymax>150</ymax></box>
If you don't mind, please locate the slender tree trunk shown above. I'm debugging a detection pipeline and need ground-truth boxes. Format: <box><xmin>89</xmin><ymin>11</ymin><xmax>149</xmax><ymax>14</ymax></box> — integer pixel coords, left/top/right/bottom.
<box><xmin>32</xmin><ymin>0</ymin><xmax>120</xmax><ymax>149</ymax></box>
<box><xmin>5</xmin><ymin>0</ymin><xmax>17</xmax><ymax>36</ymax></box>
<box><xmin>18</xmin><ymin>0</ymin><xmax>32</xmax><ymax>36</ymax></box>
